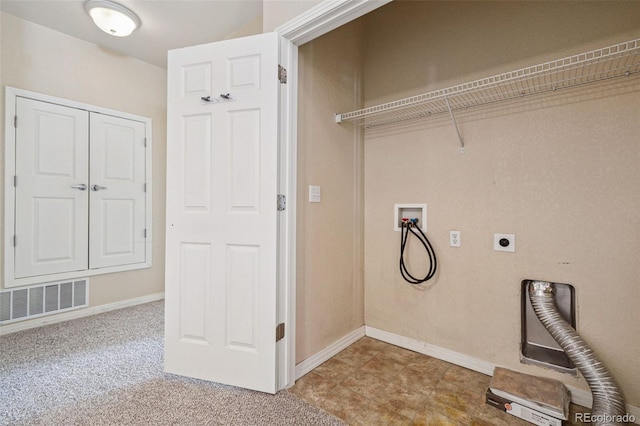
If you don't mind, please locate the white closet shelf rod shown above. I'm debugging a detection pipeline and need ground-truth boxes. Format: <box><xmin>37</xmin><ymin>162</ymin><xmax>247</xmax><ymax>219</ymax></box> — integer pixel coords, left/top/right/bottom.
<box><xmin>335</xmin><ymin>38</ymin><xmax>640</xmax><ymax>130</ymax></box>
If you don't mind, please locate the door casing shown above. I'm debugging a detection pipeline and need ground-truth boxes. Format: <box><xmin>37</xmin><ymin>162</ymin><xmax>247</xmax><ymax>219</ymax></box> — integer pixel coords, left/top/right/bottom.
<box><xmin>275</xmin><ymin>0</ymin><xmax>392</xmax><ymax>389</ymax></box>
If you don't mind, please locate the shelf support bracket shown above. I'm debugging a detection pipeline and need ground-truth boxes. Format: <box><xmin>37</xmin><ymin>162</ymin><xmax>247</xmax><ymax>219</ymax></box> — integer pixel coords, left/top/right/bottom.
<box><xmin>444</xmin><ymin>95</ymin><xmax>464</xmax><ymax>153</ymax></box>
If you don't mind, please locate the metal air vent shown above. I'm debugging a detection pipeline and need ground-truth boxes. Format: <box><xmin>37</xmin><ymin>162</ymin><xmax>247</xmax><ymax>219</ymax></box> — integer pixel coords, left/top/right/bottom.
<box><xmin>0</xmin><ymin>279</ymin><xmax>88</xmax><ymax>324</ymax></box>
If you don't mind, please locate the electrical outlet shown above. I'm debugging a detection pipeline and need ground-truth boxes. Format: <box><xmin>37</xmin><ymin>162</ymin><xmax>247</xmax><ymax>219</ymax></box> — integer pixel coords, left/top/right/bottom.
<box><xmin>309</xmin><ymin>185</ymin><xmax>321</xmax><ymax>203</ymax></box>
<box><xmin>450</xmin><ymin>230</ymin><xmax>461</xmax><ymax>247</ymax></box>
<box><xmin>494</xmin><ymin>233</ymin><xmax>515</xmax><ymax>252</ymax></box>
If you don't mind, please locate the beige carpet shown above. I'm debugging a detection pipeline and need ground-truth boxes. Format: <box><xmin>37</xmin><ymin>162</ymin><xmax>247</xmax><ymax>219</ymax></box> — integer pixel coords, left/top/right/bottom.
<box><xmin>0</xmin><ymin>301</ymin><xmax>344</xmax><ymax>426</ymax></box>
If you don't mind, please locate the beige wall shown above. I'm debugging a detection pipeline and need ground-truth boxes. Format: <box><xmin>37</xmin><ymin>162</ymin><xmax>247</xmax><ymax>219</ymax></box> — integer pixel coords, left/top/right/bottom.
<box><xmin>363</xmin><ymin>1</ymin><xmax>640</xmax><ymax>406</ymax></box>
<box><xmin>262</xmin><ymin>0</ymin><xmax>322</xmax><ymax>32</ymax></box>
<box><xmin>0</xmin><ymin>13</ymin><xmax>167</xmax><ymax>310</ymax></box>
<box><xmin>364</xmin><ymin>1</ymin><xmax>640</xmax><ymax>106</ymax></box>
<box><xmin>296</xmin><ymin>20</ymin><xmax>365</xmax><ymax>362</ymax></box>
<box><xmin>224</xmin><ymin>15</ymin><xmax>263</xmax><ymax>40</ymax></box>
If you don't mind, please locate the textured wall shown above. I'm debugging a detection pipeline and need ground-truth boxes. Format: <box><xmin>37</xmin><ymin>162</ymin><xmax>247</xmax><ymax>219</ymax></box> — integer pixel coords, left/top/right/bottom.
<box><xmin>363</xmin><ymin>1</ymin><xmax>640</xmax><ymax>406</ymax></box>
<box><xmin>262</xmin><ymin>0</ymin><xmax>322</xmax><ymax>32</ymax></box>
<box><xmin>296</xmin><ymin>20</ymin><xmax>365</xmax><ymax>363</ymax></box>
<box><xmin>0</xmin><ymin>13</ymin><xmax>167</xmax><ymax>309</ymax></box>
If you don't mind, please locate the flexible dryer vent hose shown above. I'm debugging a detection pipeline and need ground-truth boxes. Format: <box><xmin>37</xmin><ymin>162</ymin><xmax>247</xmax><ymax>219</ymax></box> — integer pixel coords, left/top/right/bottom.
<box><xmin>528</xmin><ymin>281</ymin><xmax>626</xmax><ymax>426</ymax></box>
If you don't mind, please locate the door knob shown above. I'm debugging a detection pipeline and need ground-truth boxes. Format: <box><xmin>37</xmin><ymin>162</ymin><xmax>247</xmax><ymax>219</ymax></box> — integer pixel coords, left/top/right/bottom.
<box><xmin>71</xmin><ymin>184</ymin><xmax>87</xmax><ymax>191</ymax></box>
<box><xmin>91</xmin><ymin>184</ymin><xmax>107</xmax><ymax>191</ymax></box>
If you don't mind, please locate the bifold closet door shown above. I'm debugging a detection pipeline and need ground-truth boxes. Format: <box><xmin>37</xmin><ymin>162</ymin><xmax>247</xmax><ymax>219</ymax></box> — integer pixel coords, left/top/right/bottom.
<box><xmin>89</xmin><ymin>113</ymin><xmax>146</xmax><ymax>269</ymax></box>
<box><xmin>14</xmin><ymin>97</ymin><xmax>89</xmax><ymax>279</ymax></box>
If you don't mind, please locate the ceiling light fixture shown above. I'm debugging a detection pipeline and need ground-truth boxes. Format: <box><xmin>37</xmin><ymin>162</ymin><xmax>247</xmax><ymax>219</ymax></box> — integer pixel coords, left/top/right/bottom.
<box><xmin>84</xmin><ymin>0</ymin><xmax>140</xmax><ymax>37</ymax></box>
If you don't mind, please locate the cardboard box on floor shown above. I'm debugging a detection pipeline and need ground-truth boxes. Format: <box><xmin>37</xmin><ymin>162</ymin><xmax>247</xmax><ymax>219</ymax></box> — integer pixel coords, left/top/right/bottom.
<box><xmin>486</xmin><ymin>388</ymin><xmax>563</xmax><ymax>426</ymax></box>
<box><xmin>485</xmin><ymin>367</ymin><xmax>570</xmax><ymax>426</ymax></box>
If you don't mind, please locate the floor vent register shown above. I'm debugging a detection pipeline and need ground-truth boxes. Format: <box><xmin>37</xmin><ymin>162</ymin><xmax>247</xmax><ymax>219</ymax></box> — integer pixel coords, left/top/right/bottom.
<box><xmin>0</xmin><ymin>279</ymin><xmax>88</xmax><ymax>324</ymax></box>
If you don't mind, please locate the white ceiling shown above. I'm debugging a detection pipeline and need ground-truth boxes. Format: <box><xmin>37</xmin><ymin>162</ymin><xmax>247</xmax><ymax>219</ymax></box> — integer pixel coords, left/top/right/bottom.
<box><xmin>0</xmin><ymin>0</ymin><xmax>263</xmax><ymax>68</ymax></box>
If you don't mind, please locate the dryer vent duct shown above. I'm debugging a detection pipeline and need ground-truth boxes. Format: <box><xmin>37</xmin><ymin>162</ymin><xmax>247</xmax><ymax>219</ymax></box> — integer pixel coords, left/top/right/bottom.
<box><xmin>528</xmin><ymin>281</ymin><xmax>626</xmax><ymax>426</ymax></box>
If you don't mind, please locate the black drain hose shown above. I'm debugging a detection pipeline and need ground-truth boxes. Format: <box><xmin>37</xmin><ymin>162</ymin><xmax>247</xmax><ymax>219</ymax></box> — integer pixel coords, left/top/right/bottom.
<box><xmin>399</xmin><ymin>221</ymin><xmax>437</xmax><ymax>284</ymax></box>
<box><xmin>528</xmin><ymin>281</ymin><xmax>626</xmax><ymax>425</ymax></box>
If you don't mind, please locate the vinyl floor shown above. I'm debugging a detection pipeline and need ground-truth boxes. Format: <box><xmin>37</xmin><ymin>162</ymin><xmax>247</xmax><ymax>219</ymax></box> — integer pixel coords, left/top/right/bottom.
<box><xmin>290</xmin><ymin>337</ymin><xmax>590</xmax><ymax>425</ymax></box>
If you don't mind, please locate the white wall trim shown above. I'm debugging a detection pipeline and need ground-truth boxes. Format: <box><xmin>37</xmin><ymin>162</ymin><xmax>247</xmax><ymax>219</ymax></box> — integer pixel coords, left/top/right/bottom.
<box><xmin>277</xmin><ymin>34</ymin><xmax>298</xmax><ymax>391</ymax></box>
<box><xmin>365</xmin><ymin>326</ymin><xmax>640</xmax><ymax>421</ymax></box>
<box><xmin>365</xmin><ymin>326</ymin><xmax>495</xmax><ymax>375</ymax></box>
<box><xmin>295</xmin><ymin>326</ymin><xmax>365</xmax><ymax>380</ymax></box>
<box><xmin>0</xmin><ymin>292</ymin><xmax>164</xmax><ymax>336</ymax></box>
<box><xmin>275</xmin><ymin>0</ymin><xmax>392</xmax><ymax>46</ymax></box>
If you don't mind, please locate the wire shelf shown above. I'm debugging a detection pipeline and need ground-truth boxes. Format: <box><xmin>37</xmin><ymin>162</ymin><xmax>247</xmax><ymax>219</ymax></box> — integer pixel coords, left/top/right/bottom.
<box><xmin>336</xmin><ymin>39</ymin><xmax>640</xmax><ymax>129</ymax></box>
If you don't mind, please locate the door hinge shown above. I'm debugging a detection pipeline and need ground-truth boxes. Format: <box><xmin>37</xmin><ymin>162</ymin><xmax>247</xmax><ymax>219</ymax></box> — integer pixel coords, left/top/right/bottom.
<box><xmin>144</xmin><ymin>137</ymin><xmax>147</xmax><ymax>148</ymax></box>
<box><xmin>13</xmin><ymin>235</ymin><xmax>16</xmax><ymax>247</ymax></box>
<box><xmin>14</xmin><ymin>116</ymin><xmax>18</xmax><ymax>128</ymax></box>
<box><xmin>13</xmin><ymin>175</ymin><xmax>17</xmax><ymax>187</ymax></box>
<box><xmin>276</xmin><ymin>323</ymin><xmax>285</xmax><ymax>342</ymax></box>
<box><xmin>278</xmin><ymin>65</ymin><xmax>287</xmax><ymax>84</ymax></box>
<box><xmin>144</xmin><ymin>229</ymin><xmax>147</xmax><ymax>238</ymax></box>
<box><xmin>277</xmin><ymin>194</ymin><xmax>286</xmax><ymax>211</ymax></box>
<box><xmin>144</xmin><ymin>183</ymin><xmax>147</xmax><ymax>193</ymax></box>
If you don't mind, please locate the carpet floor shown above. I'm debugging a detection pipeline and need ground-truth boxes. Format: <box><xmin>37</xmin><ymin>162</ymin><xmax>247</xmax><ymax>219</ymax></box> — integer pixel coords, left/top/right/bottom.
<box><xmin>0</xmin><ymin>301</ymin><xmax>344</xmax><ymax>426</ymax></box>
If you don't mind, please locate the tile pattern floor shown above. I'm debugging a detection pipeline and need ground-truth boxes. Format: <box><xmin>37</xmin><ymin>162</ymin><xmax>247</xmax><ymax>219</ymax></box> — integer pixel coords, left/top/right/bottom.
<box><xmin>290</xmin><ymin>337</ymin><xmax>590</xmax><ymax>425</ymax></box>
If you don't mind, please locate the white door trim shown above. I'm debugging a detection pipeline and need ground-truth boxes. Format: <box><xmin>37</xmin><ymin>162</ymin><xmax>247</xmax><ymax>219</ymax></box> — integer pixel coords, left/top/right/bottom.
<box><xmin>276</xmin><ymin>36</ymin><xmax>298</xmax><ymax>390</ymax></box>
<box><xmin>275</xmin><ymin>0</ymin><xmax>392</xmax><ymax>389</ymax></box>
<box><xmin>276</xmin><ymin>0</ymin><xmax>392</xmax><ymax>45</ymax></box>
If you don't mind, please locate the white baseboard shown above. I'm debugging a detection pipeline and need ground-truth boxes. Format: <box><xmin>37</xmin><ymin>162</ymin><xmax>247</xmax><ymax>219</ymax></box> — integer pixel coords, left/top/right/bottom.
<box><xmin>365</xmin><ymin>326</ymin><xmax>495</xmax><ymax>375</ymax></box>
<box><xmin>295</xmin><ymin>326</ymin><xmax>365</xmax><ymax>380</ymax></box>
<box><xmin>0</xmin><ymin>292</ymin><xmax>165</xmax><ymax>336</ymax></box>
<box><xmin>365</xmin><ymin>326</ymin><xmax>639</xmax><ymax>423</ymax></box>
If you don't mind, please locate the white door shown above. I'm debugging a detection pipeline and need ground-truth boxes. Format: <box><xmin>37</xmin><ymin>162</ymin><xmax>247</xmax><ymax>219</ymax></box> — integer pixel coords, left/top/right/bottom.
<box><xmin>89</xmin><ymin>113</ymin><xmax>146</xmax><ymax>269</ymax></box>
<box><xmin>165</xmin><ymin>32</ymin><xmax>280</xmax><ymax>393</ymax></box>
<box><xmin>14</xmin><ymin>98</ymin><xmax>89</xmax><ymax>278</ymax></box>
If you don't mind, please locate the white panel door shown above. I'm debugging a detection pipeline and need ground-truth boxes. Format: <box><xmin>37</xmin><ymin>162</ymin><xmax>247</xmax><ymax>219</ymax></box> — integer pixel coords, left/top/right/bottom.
<box><xmin>14</xmin><ymin>98</ymin><xmax>89</xmax><ymax>278</ymax></box>
<box><xmin>89</xmin><ymin>113</ymin><xmax>146</xmax><ymax>269</ymax></box>
<box><xmin>165</xmin><ymin>32</ymin><xmax>279</xmax><ymax>393</ymax></box>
